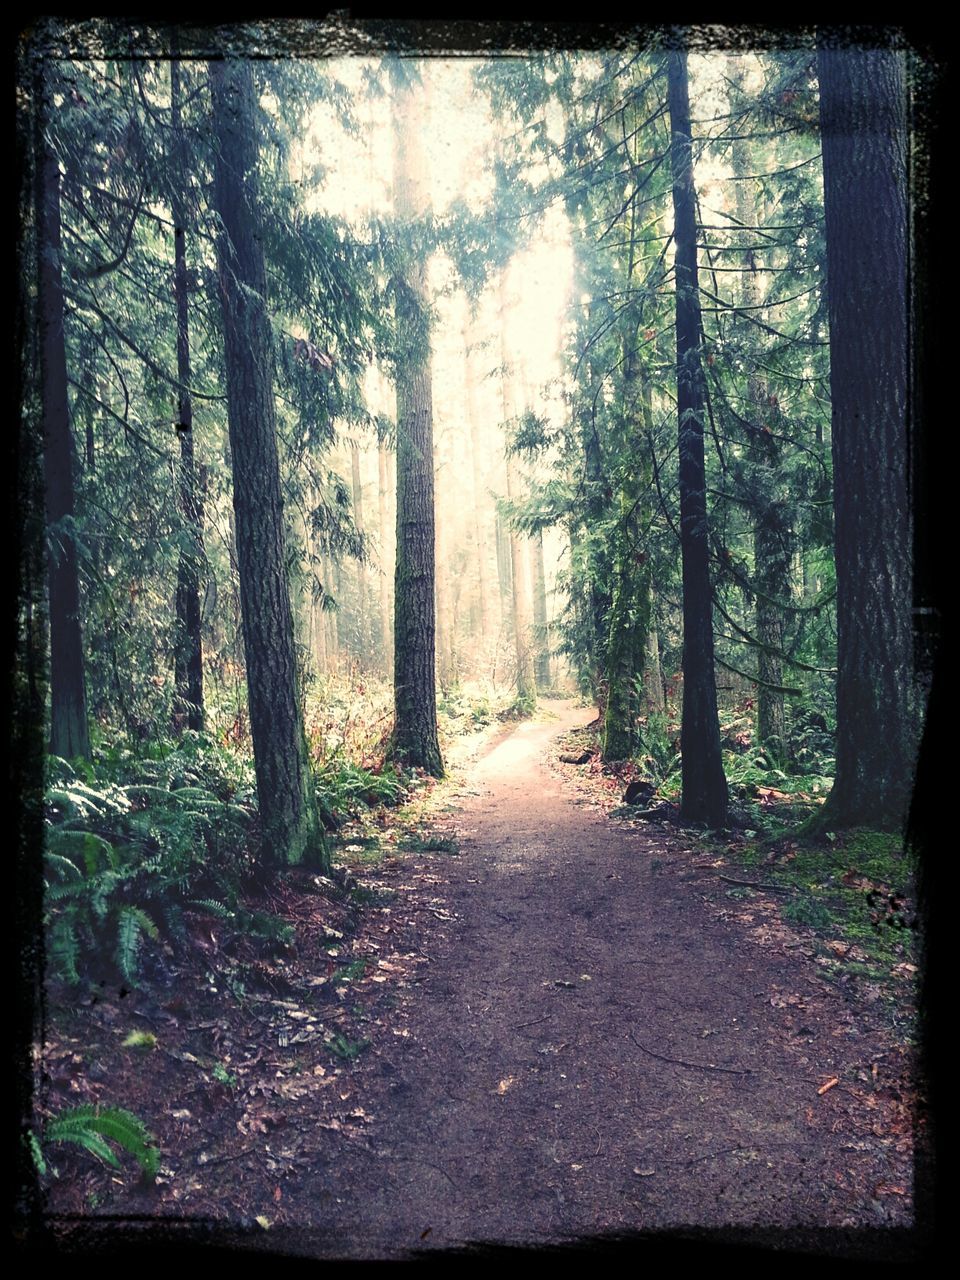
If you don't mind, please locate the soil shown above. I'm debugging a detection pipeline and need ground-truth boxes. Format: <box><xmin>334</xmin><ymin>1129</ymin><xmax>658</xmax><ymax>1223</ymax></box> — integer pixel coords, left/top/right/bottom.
<box><xmin>36</xmin><ymin>700</ymin><xmax>923</xmax><ymax>1261</ymax></box>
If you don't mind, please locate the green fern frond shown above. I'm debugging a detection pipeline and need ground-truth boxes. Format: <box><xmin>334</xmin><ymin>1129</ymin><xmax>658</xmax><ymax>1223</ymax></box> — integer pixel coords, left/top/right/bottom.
<box><xmin>47</xmin><ymin>755</ymin><xmax>78</xmax><ymax>780</ymax></box>
<box><xmin>45</xmin><ymin>1104</ymin><xmax>160</xmax><ymax>1179</ymax></box>
<box><xmin>46</xmin><ymin>829</ymin><xmax>119</xmax><ymax>874</ymax></box>
<box><xmin>188</xmin><ymin>898</ymin><xmax>235</xmax><ymax>919</ymax></box>
<box><xmin>43</xmin><ymin>851</ymin><xmax>84</xmax><ymax>882</ymax></box>
<box><xmin>115</xmin><ymin>906</ymin><xmax>158</xmax><ymax>984</ymax></box>
<box><xmin>26</xmin><ymin>1129</ymin><xmax>46</xmax><ymax>1176</ymax></box>
<box><xmin>48</xmin><ymin>919</ymin><xmax>80</xmax><ymax>984</ymax></box>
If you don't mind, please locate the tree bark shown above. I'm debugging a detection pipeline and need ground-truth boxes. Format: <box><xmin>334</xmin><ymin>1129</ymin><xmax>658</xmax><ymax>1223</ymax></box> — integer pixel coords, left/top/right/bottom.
<box><xmin>389</xmin><ymin>61</ymin><xmax>443</xmax><ymax>775</ymax></box>
<box><xmin>532</xmin><ymin>531</ymin><xmax>551</xmax><ymax>690</ymax></box>
<box><xmin>815</xmin><ymin>44</ymin><xmax>918</xmax><ymax>831</ymax></box>
<box><xmin>37</xmin><ymin>66</ymin><xmax>91</xmax><ymax>761</ymax></box>
<box><xmin>377</xmin><ymin>441</ymin><xmax>393</xmax><ymax>672</ymax></box>
<box><xmin>463</xmin><ymin>320</ymin><xmax>493</xmax><ymax>650</ymax></box>
<box><xmin>499</xmin><ymin>272</ymin><xmax>536</xmax><ymax>706</ymax></box>
<box><xmin>350</xmin><ymin>439</ymin><xmax>369</xmax><ymax>668</ymax></box>
<box><xmin>209</xmin><ymin>58</ymin><xmax>326</xmax><ymax>869</ymax></box>
<box><xmin>730</xmin><ymin>84</ymin><xmax>788</xmax><ymax>758</ymax></box>
<box><xmin>171</xmin><ymin>55</ymin><xmax>204</xmax><ymax>733</ymax></box>
<box><xmin>667</xmin><ymin>50</ymin><xmax>728</xmax><ymax>826</ymax></box>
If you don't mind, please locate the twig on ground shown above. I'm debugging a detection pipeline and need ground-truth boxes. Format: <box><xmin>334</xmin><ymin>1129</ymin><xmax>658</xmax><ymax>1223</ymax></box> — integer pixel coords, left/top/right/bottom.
<box><xmin>714</xmin><ymin>873</ymin><xmax>795</xmax><ymax>894</ymax></box>
<box><xmin>514</xmin><ymin>1014</ymin><xmax>551</xmax><ymax>1029</ymax></box>
<box><xmin>629</xmin><ymin>1030</ymin><xmax>754</xmax><ymax>1075</ymax></box>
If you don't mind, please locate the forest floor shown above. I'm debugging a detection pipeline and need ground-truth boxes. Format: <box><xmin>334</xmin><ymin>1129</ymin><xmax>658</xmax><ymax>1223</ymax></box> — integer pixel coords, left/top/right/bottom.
<box><xmin>35</xmin><ymin>699</ymin><xmax>926</xmax><ymax>1261</ymax></box>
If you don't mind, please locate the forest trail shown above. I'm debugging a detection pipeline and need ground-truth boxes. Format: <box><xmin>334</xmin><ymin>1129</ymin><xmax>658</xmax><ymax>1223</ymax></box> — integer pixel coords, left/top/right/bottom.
<box><xmin>291</xmin><ymin>700</ymin><xmax>914</xmax><ymax>1257</ymax></box>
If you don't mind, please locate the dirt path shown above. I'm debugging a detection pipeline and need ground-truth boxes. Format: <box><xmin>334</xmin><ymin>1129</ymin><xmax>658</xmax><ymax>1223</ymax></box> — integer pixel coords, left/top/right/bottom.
<box><xmin>274</xmin><ymin>701</ymin><xmax>915</xmax><ymax>1257</ymax></box>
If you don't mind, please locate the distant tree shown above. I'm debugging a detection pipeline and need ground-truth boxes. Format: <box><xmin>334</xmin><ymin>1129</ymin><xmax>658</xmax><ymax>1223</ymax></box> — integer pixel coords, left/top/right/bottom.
<box><xmin>389</xmin><ymin>60</ymin><xmax>443</xmax><ymax>776</ymax></box>
<box><xmin>209</xmin><ymin>56</ymin><xmax>327</xmax><ymax>869</ymax></box>
<box><xmin>814</xmin><ymin>43</ymin><xmax>918</xmax><ymax>831</ymax></box>
<box><xmin>667</xmin><ymin>49</ymin><xmax>728</xmax><ymax>826</ymax></box>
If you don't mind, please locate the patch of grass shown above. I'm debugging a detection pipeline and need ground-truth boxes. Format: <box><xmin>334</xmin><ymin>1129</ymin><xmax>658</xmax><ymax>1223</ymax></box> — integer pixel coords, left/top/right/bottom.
<box><xmin>781</xmin><ymin>896</ymin><xmax>832</xmax><ymax>929</ymax></box>
<box><xmin>397</xmin><ymin>834</ymin><xmax>459</xmax><ymax>856</ymax></box>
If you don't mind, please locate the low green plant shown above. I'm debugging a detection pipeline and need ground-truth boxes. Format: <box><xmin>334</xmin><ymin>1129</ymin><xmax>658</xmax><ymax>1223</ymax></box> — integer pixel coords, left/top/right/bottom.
<box><xmin>636</xmin><ymin>711</ymin><xmax>679</xmax><ymax>782</ymax></box>
<box><xmin>398</xmin><ymin>834</ymin><xmax>459</xmax><ymax>855</ymax></box>
<box><xmin>325</xmin><ymin>1032</ymin><xmax>369</xmax><ymax>1060</ymax></box>
<box><xmin>781</xmin><ymin>896</ymin><xmax>832</xmax><ymax>930</ymax></box>
<box><xmin>31</xmin><ymin>1104</ymin><xmax>159</xmax><ymax>1181</ymax></box>
<box><xmin>43</xmin><ymin>745</ymin><xmax>265</xmax><ymax>987</ymax></box>
<box><xmin>332</xmin><ymin>959</ymin><xmax>367</xmax><ymax>986</ymax></box>
<box><xmin>212</xmin><ymin>1062</ymin><xmax>239</xmax><ymax>1088</ymax></box>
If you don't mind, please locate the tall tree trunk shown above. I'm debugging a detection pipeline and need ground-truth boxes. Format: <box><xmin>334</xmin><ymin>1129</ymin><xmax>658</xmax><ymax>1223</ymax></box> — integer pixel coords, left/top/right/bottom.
<box><xmin>349</xmin><ymin>439</ymin><xmax>368</xmax><ymax>667</ymax></box>
<box><xmin>209</xmin><ymin>58</ymin><xmax>326</xmax><ymax>870</ymax></box>
<box><xmin>644</xmin><ymin>604</ymin><xmax>665</xmax><ymax>714</ymax></box>
<box><xmin>433</xmin><ymin>426</ymin><xmax>455</xmax><ymax>693</ymax></box>
<box><xmin>321</xmin><ymin>547</ymin><xmax>339</xmax><ymax>669</ymax></box>
<box><xmin>37</xmin><ymin>68</ymin><xmax>90</xmax><ymax>761</ymax></box>
<box><xmin>815</xmin><ymin>45</ymin><xmax>918</xmax><ymax>831</ymax></box>
<box><xmin>532</xmin><ymin>531</ymin><xmax>551</xmax><ymax>690</ymax></box>
<box><xmin>389</xmin><ymin>61</ymin><xmax>443</xmax><ymax>775</ymax></box>
<box><xmin>463</xmin><ymin>320</ymin><xmax>493</xmax><ymax>649</ymax></box>
<box><xmin>499</xmin><ymin>272</ymin><xmax>536</xmax><ymax>705</ymax></box>
<box><xmin>730</xmin><ymin>89</ymin><xmax>788</xmax><ymax>757</ymax></box>
<box><xmin>602</xmin><ymin>184</ymin><xmax>650</xmax><ymax>763</ymax></box>
<box><xmin>667</xmin><ymin>49</ymin><xmax>728</xmax><ymax>826</ymax></box>
<box><xmin>377</xmin><ymin>442</ymin><xmax>392</xmax><ymax>672</ymax></box>
<box><xmin>171</xmin><ymin>55</ymin><xmax>204</xmax><ymax>732</ymax></box>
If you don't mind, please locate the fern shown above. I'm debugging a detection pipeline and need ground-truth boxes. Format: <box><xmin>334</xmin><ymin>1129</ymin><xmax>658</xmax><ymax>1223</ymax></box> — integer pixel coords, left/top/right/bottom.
<box><xmin>188</xmin><ymin>898</ymin><xmax>235</xmax><ymax>919</ymax></box>
<box><xmin>46</xmin><ymin>829</ymin><xmax>119</xmax><ymax>874</ymax></box>
<box><xmin>45</xmin><ymin>1104</ymin><xmax>160</xmax><ymax>1179</ymax></box>
<box><xmin>115</xmin><ymin>906</ymin><xmax>159</xmax><ymax>984</ymax></box>
<box><xmin>49</xmin><ymin>918</ymin><xmax>80</xmax><ymax>984</ymax></box>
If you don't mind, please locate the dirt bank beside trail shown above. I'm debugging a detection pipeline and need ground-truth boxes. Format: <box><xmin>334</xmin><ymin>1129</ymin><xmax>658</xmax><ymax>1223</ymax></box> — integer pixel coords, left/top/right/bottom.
<box><xmin>271</xmin><ymin>701</ymin><xmax>917</xmax><ymax>1258</ymax></box>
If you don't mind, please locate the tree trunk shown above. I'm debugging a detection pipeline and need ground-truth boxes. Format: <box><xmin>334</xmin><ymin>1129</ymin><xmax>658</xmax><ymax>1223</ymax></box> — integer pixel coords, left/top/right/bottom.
<box><xmin>171</xmin><ymin>55</ymin><xmax>204</xmax><ymax>733</ymax></box>
<box><xmin>667</xmin><ymin>50</ymin><xmax>728</xmax><ymax>826</ymax></box>
<box><xmin>389</xmin><ymin>61</ymin><xmax>443</xmax><ymax>775</ymax></box>
<box><xmin>37</xmin><ymin>70</ymin><xmax>91</xmax><ymax>761</ymax></box>
<box><xmin>644</xmin><ymin>607</ymin><xmax>665</xmax><ymax>715</ymax></box>
<box><xmin>814</xmin><ymin>45</ymin><xmax>918</xmax><ymax>831</ymax></box>
<box><xmin>209</xmin><ymin>58</ymin><xmax>326</xmax><ymax>870</ymax></box>
<box><xmin>377</xmin><ymin>442</ymin><xmax>392</xmax><ymax>672</ymax></box>
<box><xmin>349</xmin><ymin>439</ymin><xmax>368</xmax><ymax>667</ymax></box>
<box><xmin>532</xmin><ymin>531</ymin><xmax>551</xmax><ymax>690</ymax></box>
<box><xmin>463</xmin><ymin>320</ymin><xmax>493</xmax><ymax>649</ymax></box>
<box><xmin>499</xmin><ymin>272</ymin><xmax>536</xmax><ymax>706</ymax></box>
<box><xmin>730</xmin><ymin>89</ymin><xmax>788</xmax><ymax>757</ymax></box>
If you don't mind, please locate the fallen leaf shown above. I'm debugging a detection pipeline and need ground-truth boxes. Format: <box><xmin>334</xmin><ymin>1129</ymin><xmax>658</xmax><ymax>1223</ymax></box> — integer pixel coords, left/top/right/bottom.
<box><xmin>496</xmin><ymin>1077</ymin><xmax>516</xmax><ymax>1095</ymax></box>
